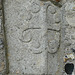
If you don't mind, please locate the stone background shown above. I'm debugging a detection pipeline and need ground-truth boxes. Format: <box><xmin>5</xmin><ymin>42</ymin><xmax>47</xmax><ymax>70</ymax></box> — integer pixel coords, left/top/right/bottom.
<box><xmin>0</xmin><ymin>0</ymin><xmax>7</xmax><ymax>75</ymax></box>
<box><xmin>0</xmin><ymin>0</ymin><xmax>75</xmax><ymax>75</ymax></box>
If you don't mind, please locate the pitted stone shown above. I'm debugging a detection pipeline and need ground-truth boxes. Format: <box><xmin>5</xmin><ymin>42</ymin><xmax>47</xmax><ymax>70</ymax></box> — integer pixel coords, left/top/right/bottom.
<box><xmin>21</xmin><ymin>29</ymin><xmax>32</xmax><ymax>43</ymax></box>
<box><xmin>4</xmin><ymin>0</ymin><xmax>47</xmax><ymax>74</ymax></box>
<box><xmin>0</xmin><ymin>0</ymin><xmax>6</xmax><ymax>74</ymax></box>
<box><xmin>30</xmin><ymin>2</ymin><xmax>40</xmax><ymax>13</ymax></box>
<box><xmin>19</xmin><ymin>9</ymin><xmax>32</xmax><ymax>21</ymax></box>
<box><xmin>28</xmin><ymin>29</ymin><xmax>46</xmax><ymax>54</ymax></box>
<box><xmin>54</xmin><ymin>13</ymin><xmax>61</xmax><ymax>23</ymax></box>
<box><xmin>65</xmin><ymin>2</ymin><xmax>75</xmax><ymax>27</ymax></box>
<box><xmin>47</xmin><ymin>6</ymin><xmax>56</xmax><ymax>14</ymax></box>
<box><xmin>4</xmin><ymin>0</ymin><xmax>75</xmax><ymax>75</ymax></box>
<box><xmin>47</xmin><ymin>30</ymin><xmax>60</xmax><ymax>53</ymax></box>
<box><xmin>48</xmin><ymin>53</ymin><xmax>59</xmax><ymax>74</ymax></box>
<box><xmin>47</xmin><ymin>6</ymin><xmax>61</xmax><ymax>31</ymax></box>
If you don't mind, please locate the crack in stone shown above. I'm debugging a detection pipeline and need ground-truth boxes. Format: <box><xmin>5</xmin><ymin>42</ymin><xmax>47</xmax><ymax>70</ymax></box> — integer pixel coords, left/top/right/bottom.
<box><xmin>48</xmin><ymin>28</ymin><xmax>60</xmax><ymax>32</ymax></box>
<box><xmin>1</xmin><ymin>0</ymin><xmax>9</xmax><ymax>74</ymax></box>
<box><xmin>23</xmin><ymin>28</ymin><xmax>41</xmax><ymax>31</ymax></box>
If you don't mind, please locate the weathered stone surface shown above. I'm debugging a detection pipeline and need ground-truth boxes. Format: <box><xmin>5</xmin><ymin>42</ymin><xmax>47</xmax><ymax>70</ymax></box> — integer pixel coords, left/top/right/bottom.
<box><xmin>4</xmin><ymin>0</ymin><xmax>47</xmax><ymax>74</ymax></box>
<box><xmin>47</xmin><ymin>30</ymin><xmax>60</xmax><ymax>54</ymax></box>
<box><xmin>3</xmin><ymin>0</ymin><xmax>75</xmax><ymax>75</ymax></box>
<box><xmin>48</xmin><ymin>53</ymin><xmax>59</xmax><ymax>75</ymax></box>
<box><xmin>0</xmin><ymin>0</ymin><xmax>6</xmax><ymax>75</ymax></box>
<box><xmin>57</xmin><ymin>1</ymin><xmax>75</xmax><ymax>75</ymax></box>
<box><xmin>65</xmin><ymin>2</ymin><xmax>75</xmax><ymax>27</ymax></box>
<box><xmin>30</xmin><ymin>2</ymin><xmax>40</xmax><ymax>13</ymax></box>
<box><xmin>47</xmin><ymin>4</ymin><xmax>61</xmax><ymax>31</ymax></box>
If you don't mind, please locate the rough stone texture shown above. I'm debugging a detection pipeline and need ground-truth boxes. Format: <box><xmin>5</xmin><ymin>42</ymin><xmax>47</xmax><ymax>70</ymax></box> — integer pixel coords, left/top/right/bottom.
<box><xmin>4</xmin><ymin>0</ymin><xmax>47</xmax><ymax>74</ymax></box>
<box><xmin>55</xmin><ymin>0</ymin><xmax>75</xmax><ymax>75</ymax></box>
<box><xmin>3</xmin><ymin>0</ymin><xmax>75</xmax><ymax>75</ymax></box>
<box><xmin>0</xmin><ymin>0</ymin><xmax>6</xmax><ymax>75</ymax></box>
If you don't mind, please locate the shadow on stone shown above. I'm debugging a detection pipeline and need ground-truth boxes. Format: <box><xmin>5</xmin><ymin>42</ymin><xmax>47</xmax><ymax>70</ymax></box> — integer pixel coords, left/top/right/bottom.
<box><xmin>65</xmin><ymin>63</ymin><xmax>74</xmax><ymax>75</ymax></box>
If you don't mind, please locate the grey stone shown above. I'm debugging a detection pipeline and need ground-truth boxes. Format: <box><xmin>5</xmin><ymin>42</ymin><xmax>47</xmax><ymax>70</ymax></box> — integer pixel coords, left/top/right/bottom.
<box><xmin>47</xmin><ymin>5</ymin><xmax>61</xmax><ymax>31</ymax></box>
<box><xmin>48</xmin><ymin>53</ymin><xmax>59</xmax><ymax>74</ymax></box>
<box><xmin>47</xmin><ymin>6</ymin><xmax>56</xmax><ymax>14</ymax></box>
<box><xmin>54</xmin><ymin>13</ymin><xmax>61</xmax><ymax>23</ymax></box>
<box><xmin>0</xmin><ymin>0</ymin><xmax>6</xmax><ymax>75</ymax></box>
<box><xmin>3</xmin><ymin>0</ymin><xmax>75</xmax><ymax>75</ymax></box>
<box><xmin>47</xmin><ymin>30</ymin><xmax>60</xmax><ymax>54</ymax></box>
<box><xmin>4</xmin><ymin>0</ymin><xmax>47</xmax><ymax>74</ymax></box>
<box><xmin>19</xmin><ymin>9</ymin><xmax>32</xmax><ymax>21</ymax></box>
<box><xmin>65</xmin><ymin>2</ymin><xmax>75</xmax><ymax>27</ymax></box>
<box><xmin>0</xmin><ymin>45</ymin><xmax>3</xmax><ymax>49</ymax></box>
<box><xmin>30</xmin><ymin>2</ymin><xmax>40</xmax><ymax>13</ymax></box>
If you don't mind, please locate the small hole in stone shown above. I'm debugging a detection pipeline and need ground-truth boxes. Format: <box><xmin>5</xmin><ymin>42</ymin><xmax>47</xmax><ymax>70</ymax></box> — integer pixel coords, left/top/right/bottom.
<box><xmin>65</xmin><ymin>56</ymin><xmax>67</xmax><ymax>58</ymax></box>
<box><xmin>65</xmin><ymin>63</ymin><xmax>74</xmax><ymax>74</ymax></box>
